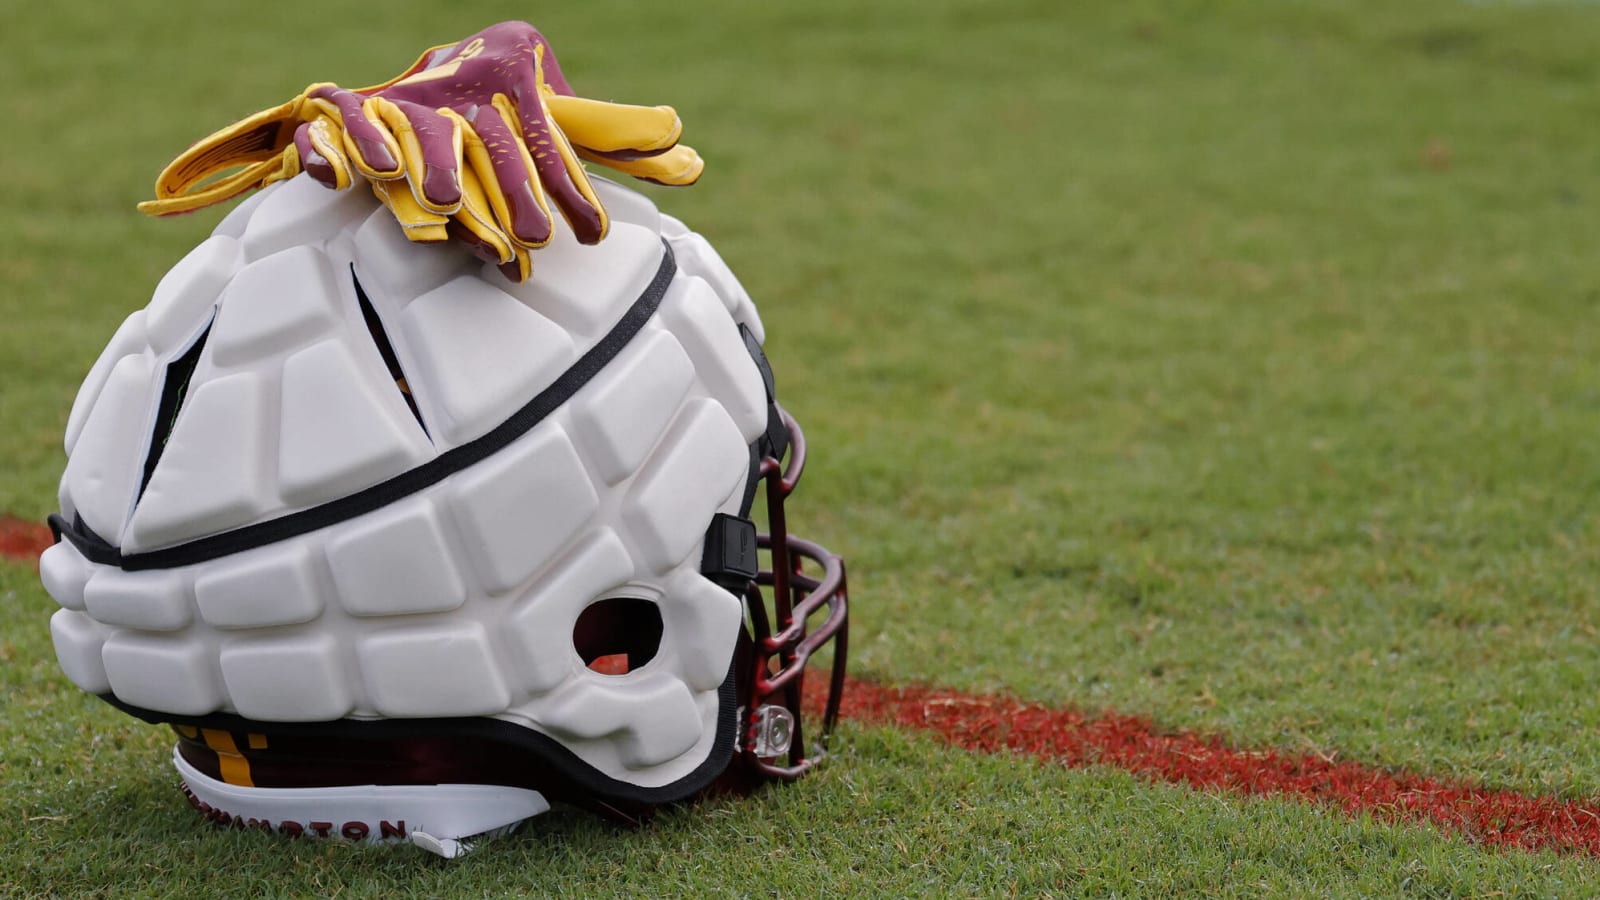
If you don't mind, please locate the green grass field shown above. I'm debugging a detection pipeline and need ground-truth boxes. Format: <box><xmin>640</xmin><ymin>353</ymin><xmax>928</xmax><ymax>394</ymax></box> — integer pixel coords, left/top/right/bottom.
<box><xmin>7</xmin><ymin>0</ymin><xmax>1600</xmax><ymax>894</ymax></box>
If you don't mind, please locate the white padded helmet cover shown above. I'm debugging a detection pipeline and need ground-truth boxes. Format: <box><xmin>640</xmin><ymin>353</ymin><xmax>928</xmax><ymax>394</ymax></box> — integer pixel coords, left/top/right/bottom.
<box><xmin>47</xmin><ymin>175</ymin><xmax>772</xmax><ymax>790</ymax></box>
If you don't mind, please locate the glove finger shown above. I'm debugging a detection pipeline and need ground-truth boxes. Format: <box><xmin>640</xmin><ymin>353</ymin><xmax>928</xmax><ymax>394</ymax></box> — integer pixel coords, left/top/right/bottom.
<box><xmin>514</xmin><ymin>49</ymin><xmax>606</xmax><ymax>241</ymax></box>
<box><xmin>575</xmin><ymin>143</ymin><xmax>677</xmax><ymax>164</ymax></box>
<box><xmin>368</xmin><ymin>179</ymin><xmax>450</xmax><ymax>242</ymax></box>
<box><xmin>448</xmin><ymin>162</ymin><xmax>537</xmax><ymax>281</ymax></box>
<box><xmin>499</xmin><ymin>246</ymin><xmax>533</xmax><ymax>283</ymax></box>
<box><xmin>543</xmin><ymin>94</ymin><xmax>683</xmax><ymax>155</ymax></box>
<box><xmin>451</xmin><ymin>141</ymin><xmax>519</xmax><ymax>265</ymax></box>
<box><xmin>577</xmin><ymin>143</ymin><xmax>704</xmax><ymax>187</ymax></box>
<box><xmin>517</xmin><ymin>25</ymin><xmax>575</xmax><ymax>96</ymax></box>
<box><xmin>293</xmin><ymin>123</ymin><xmax>334</xmax><ymax>189</ymax></box>
<box><xmin>463</xmin><ymin>98</ymin><xmax>555</xmax><ymax>248</ymax></box>
<box><xmin>308</xmin><ymin>84</ymin><xmax>402</xmax><ymax>177</ymax></box>
<box><xmin>501</xmin><ymin>89</ymin><xmax>606</xmax><ymax>245</ymax></box>
<box><xmin>443</xmin><ymin>119</ymin><xmax>537</xmax><ymax>282</ymax></box>
<box><xmin>293</xmin><ymin>118</ymin><xmax>354</xmax><ymax>191</ymax></box>
<box><xmin>368</xmin><ymin>97</ymin><xmax>463</xmax><ymax>212</ymax></box>
<box><xmin>449</xmin><ymin>219</ymin><xmax>532</xmax><ymax>283</ymax></box>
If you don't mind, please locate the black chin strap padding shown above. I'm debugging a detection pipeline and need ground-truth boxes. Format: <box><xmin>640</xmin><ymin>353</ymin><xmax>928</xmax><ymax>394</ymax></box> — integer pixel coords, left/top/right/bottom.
<box><xmin>740</xmin><ymin>324</ymin><xmax>776</xmax><ymax>403</ymax></box>
<box><xmin>737</xmin><ymin>321</ymin><xmax>789</xmax><ymax>473</ymax></box>
<box><xmin>763</xmin><ymin>404</ymin><xmax>789</xmax><ymax>465</ymax></box>
<box><xmin>739</xmin><ymin>442</ymin><xmax>763</xmax><ymax>517</ymax></box>
<box><xmin>701</xmin><ymin>513</ymin><xmax>760</xmax><ymax>593</ymax></box>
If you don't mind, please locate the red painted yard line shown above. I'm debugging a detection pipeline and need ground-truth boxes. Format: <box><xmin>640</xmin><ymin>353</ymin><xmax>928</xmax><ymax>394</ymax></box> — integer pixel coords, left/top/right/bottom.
<box><xmin>0</xmin><ymin>516</ymin><xmax>51</xmax><ymax>567</ymax></box>
<box><xmin>830</xmin><ymin>679</ymin><xmax>1600</xmax><ymax>856</ymax></box>
<box><xmin>4</xmin><ymin>518</ymin><xmax>1596</xmax><ymax>854</ymax></box>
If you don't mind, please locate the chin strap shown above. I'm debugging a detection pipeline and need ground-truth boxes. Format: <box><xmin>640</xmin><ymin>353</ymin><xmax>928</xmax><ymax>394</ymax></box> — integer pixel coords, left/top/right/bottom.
<box><xmin>174</xmin><ymin>745</ymin><xmax>550</xmax><ymax>859</ymax></box>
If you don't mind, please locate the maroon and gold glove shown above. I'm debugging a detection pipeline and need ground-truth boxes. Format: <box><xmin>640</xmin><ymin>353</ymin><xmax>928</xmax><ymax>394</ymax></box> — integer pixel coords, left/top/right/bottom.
<box><xmin>139</xmin><ymin>21</ymin><xmax>703</xmax><ymax>281</ymax></box>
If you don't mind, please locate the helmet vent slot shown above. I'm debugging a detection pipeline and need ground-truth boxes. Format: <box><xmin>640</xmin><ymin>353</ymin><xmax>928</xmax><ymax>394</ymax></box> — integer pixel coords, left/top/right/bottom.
<box><xmin>137</xmin><ymin>322</ymin><xmax>212</xmax><ymax>500</ymax></box>
<box><xmin>351</xmin><ymin>267</ymin><xmax>427</xmax><ymax>436</ymax></box>
<box><xmin>573</xmin><ymin>597</ymin><xmax>663</xmax><ymax>676</ymax></box>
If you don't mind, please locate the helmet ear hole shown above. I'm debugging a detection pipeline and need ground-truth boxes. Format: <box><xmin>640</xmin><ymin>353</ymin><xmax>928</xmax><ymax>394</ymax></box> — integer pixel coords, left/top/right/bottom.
<box><xmin>573</xmin><ymin>597</ymin><xmax>663</xmax><ymax>675</ymax></box>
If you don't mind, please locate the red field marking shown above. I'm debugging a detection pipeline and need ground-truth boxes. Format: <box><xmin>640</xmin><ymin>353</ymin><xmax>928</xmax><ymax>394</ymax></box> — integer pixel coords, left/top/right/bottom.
<box><xmin>0</xmin><ymin>516</ymin><xmax>50</xmax><ymax>567</ymax></box>
<box><xmin>832</xmin><ymin>679</ymin><xmax>1600</xmax><ymax>856</ymax></box>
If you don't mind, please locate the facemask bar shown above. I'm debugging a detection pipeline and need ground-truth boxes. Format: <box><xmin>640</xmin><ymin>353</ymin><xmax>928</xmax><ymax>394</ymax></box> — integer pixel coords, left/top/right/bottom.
<box><xmin>741</xmin><ymin>406</ymin><xmax>849</xmax><ymax>781</ymax></box>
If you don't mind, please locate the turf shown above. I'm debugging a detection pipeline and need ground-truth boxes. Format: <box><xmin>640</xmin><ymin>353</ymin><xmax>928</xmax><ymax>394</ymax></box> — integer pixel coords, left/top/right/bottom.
<box><xmin>4</xmin><ymin>559</ymin><xmax>1599</xmax><ymax>897</ymax></box>
<box><xmin>6</xmin><ymin>0</ymin><xmax>1600</xmax><ymax>893</ymax></box>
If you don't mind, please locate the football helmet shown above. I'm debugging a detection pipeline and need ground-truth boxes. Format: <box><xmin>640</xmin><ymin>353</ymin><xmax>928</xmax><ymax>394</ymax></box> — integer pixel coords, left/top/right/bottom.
<box><xmin>40</xmin><ymin>173</ymin><xmax>848</xmax><ymax>857</ymax></box>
